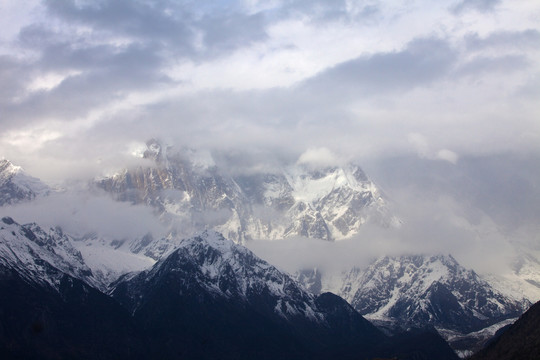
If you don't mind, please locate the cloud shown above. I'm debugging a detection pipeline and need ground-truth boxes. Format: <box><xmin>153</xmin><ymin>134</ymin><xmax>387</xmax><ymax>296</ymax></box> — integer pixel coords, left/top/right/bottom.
<box><xmin>302</xmin><ymin>37</ymin><xmax>457</xmax><ymax>97</ymax></box>
<box><xmin>0</xmin><ymin>190</ymin><xmax>167</xmax><ymax>240</ymax></box>
<box><xmin>408</xmin><ymin>133</ymin><xmax>430</xmax><ymax>158</ymax></box>
<box><xmin>451</xmin><ymin>0</ymin><xmax>501</xmax><ymax>14</ymax></box>
<box><xmin>465</xmin><ymin>29</ymin><xmax>540</xmax><ymax>51</ymax></box>
<box><xmin>436</xmin><ymin>149</ymin><xmax>459</xmax><ymax>164</ymax></box>
<box><xmin>247</xmin><ymin>192</ymin><xmax>517</xmax><ymax>276</ymax></box>
<box><xmin>408</xmin><ymin>133</ymin><xmax>459</xmax><ymax>164</ymax></box>
<box><xmin>456</xmin><ymin>55</ymin><xmax>529</xmax><ymax>77</ymax></box>
<box><xmin>44</xmin><ymin>0</ymin><xmax>196</xmax><ymax>52</ymax></box>
<box><xmin>297</xmin><ymin>147</ymin><xmax>342</xmax><ymax>169</ymax></box>
<box><xmin>0</xmin><ymin>0</ymin><xmax>538</xmax><ymax>277</ymax></box>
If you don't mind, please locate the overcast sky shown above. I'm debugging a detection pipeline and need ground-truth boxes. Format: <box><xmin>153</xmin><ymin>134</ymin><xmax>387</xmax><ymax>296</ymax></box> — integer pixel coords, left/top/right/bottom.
<box><xmin>0</xmin><ymin>0</ymin><xmax>538</xmax><ymax>182</ymax></box>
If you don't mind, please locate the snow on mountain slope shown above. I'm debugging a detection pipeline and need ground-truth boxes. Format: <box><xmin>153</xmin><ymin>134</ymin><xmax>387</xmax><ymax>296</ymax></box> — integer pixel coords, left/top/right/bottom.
<box><xmin>0</xmin><ymin>159</ymin><xmax>49</xmax><ymax>206</ymax></box>
<box><xmin>96</xmin><ymin>140</ymin><xmax>399</xmax><ymax>251</ymax></box>
<box><xmin>0</xmin><ymin>216</ymin><xmax>100</xmax><ymax>290</ymax></box>
<box><xmin>296</xmin><ymin>255</ymin><xmax>531</xmax><ymax>355</ymax></box>
<box><xmin>70</xmin><ymin>232</ymin><xmax>155</xmax><ymax>287</ymax></box>
<box><xmin>112</xmin><ymin>230</ymin><xmax>326</xmax><ymax>322</ymax></box>
<box><xmin>294</xmin><ymin>253</ymin><xmax>531</xmax><ymax>355</ymax></box>
<box><xmin>110</xmin><ymin>230</ymin><xmax>458</xmax><ymax>360</ymax></box>
<box><xmin>341</xmin><ymin>255</ymin><xmax>529</xmax><ymax>333</ymax></box>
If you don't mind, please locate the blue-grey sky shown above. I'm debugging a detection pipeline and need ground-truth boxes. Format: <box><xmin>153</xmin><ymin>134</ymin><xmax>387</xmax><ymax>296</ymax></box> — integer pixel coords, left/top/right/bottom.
<box><xmin>0</xmin><ymin>0</ymin><xmax>538</xmax><ymax>182</ymax></box>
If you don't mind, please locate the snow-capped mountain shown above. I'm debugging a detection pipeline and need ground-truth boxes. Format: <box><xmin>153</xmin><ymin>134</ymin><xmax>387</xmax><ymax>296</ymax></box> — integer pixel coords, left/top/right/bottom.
<box><xmin>343</xmin><ymin>255</ymin><xmax>528</xmax><ymax>332</ymax></box>
<box><xmin>0</xmin><ymin>216</ymin><xmax>146</xmax><ymax>359</ymax></box>
<box><xmin>97</xmin><ymin>140</ymin><xmax>397</xmax><ymax>247</ymax></box>
<box><xmin>0</xmin><ymin>159</ymin><xmax>49</xmax><ymax>206</ymax></box>
<box><xmin>0</xmin><ymin>216</ymin><xmax>100</xmax><ymax>290</ymax></box>
<box><xmin>69</xmin><ymin>231</ymin><xmax>156</xmax><ymax>286</ymax></box>
<box><xmin>298</xmin><ymin>254</ymin><xmax>530</xmax><ymax>355</ymax></box>
<box><xmin>0</xmin><ymin>220</ymin><xmax>458</xmax><ymax>359</ymax></box>
<box><xmin>111</xmin><ymin>230</ymin><xmax>457</xmax><ymax>360</ymax></box>
<box><xmin>111</xmin><ymin>230</ymin><xmax>357</xmax><ymax>326</ymax></box>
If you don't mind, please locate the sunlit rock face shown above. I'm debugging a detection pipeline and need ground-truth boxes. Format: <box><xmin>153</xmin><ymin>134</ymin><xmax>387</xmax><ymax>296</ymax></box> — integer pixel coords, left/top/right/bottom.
<box><xmin>97</xmin><ymin>140</ymin><xmax>398</xmax><ymax>245</ymax></box>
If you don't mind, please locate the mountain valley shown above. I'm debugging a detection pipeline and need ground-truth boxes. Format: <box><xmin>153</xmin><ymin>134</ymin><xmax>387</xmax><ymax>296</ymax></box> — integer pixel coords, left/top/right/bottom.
<box><xmin>0</xmin><ymin>145</ymin><xmax>539</xmax><ymax>359</ymax></box>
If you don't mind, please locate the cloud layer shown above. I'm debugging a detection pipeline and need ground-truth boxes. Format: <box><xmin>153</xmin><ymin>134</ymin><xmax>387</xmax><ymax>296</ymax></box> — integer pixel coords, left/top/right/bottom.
<box><xmin>0</xmin><ymin>0</ymin><xmax>538</xmax><ymax>183</ymax></box>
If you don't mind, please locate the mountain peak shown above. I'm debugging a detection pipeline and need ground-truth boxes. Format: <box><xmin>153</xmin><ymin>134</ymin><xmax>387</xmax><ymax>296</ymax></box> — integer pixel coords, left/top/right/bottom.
<box><xmin>143</xmin><ymin>138</ymin><xmax>165</xmax><ymax>162</ymax></box>
<box><xmin>342</xmin><ymin>253</ymin><xmax>529</xmax><ymax>335</ymax></box>
<box><xmin>0</xmin><ymin>158</ymin><xmax>22</xmax><ymax>175</ymax></box>
<box><xmin>0</xmin><ymin>159</ymin><xmax>49</xmax><ymax>206</ymax></box>
<box><xmin>97</xmin><ymin>146</ymin><xmax>396</xmax><ymax>245</ymax></box>
<box><xmin>0</xmin><ymin>217</ymin><xmax>100</xmax><ymax>290</ymax></box>
<box><xmin>179</xmin><ymin>230</ymin><xmax>240</xmax><ymax>256</ymax></box>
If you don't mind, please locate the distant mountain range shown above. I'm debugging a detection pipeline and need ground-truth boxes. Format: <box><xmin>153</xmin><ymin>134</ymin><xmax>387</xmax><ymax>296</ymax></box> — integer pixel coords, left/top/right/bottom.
<box><xmin>295</xmin><ymin>254</ymin><xmax>530</xmax><ymax>356</ymax></box>
<box><xmin>96</xmin><ymin>139</ymin><xmax>399</xmax><ymax>243</ymax></box>
<box><xmin>0</xmin><ymin>219</ymin><xmax>457</xmax><ymax>359</ymax></box>
<box><xmin>1</xmin><ymin>143</ymin><xmax>539</xmax><ymax>358</ymax></box>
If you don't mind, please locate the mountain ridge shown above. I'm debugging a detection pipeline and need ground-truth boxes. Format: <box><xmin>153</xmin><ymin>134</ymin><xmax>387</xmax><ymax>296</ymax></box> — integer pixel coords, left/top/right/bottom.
<box><xmin>0</xmin><ymin>159</ymin><xmax>49</xmax><ymax>206</ymax></box>
<box><xmin>96</xmin><ymin>140</ymin><xmax>398</xmax><ymax>245</ymax></box>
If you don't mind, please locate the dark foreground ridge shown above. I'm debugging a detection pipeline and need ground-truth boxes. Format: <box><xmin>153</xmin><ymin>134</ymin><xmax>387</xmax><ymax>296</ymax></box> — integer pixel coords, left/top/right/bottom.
<box><xmin>0</xmin><ymin>220</ymin><xmax>458</xmax><ymax>359</ymax></box>
<box><xmin>470</xmin><ymin>300</ymin><xmax>540</xmax><ymax>360</ymax></box>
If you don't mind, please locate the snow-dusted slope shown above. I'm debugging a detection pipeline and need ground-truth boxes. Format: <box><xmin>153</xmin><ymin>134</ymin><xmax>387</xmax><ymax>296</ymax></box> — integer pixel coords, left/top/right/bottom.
<box><xmin>295</xmin><ymin>254</ymin><xmax>531</xmax><ymax>355</ymax></box>
<box><xmin>70</xmin><ymin>232</ymin><xmax>156</xmax><ymax>287</ymax></box>
<box><xmin>110</xmin><ymin>230</ymin><xmax>457</xmax><ymax>360</ymax></box>
<box><xmin>0</xmin><ymin>216</ymin><xmax>100</xmax><ymax>290</ymax></box>
<box><xmin>0</xmin><ymin>159</ymin><xmax>49</xmax><ymax>206</ymax></box>
<box><xmin>340</xmin><ymin>255</ymin><xmax>529</xmax><ymax>333</ymax></box>
<box><xmin>112</xmin><ymin>230</ymin><xmax>326</xmax><ymax>322</ymax></box>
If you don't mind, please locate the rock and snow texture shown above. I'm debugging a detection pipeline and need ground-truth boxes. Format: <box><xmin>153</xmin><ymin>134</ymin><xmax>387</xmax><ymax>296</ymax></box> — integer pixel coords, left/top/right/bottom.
<box><xmin>0</xmin><ymin>159</ymin><xmax>49</xmax><ymax>205</ymax></box>
<box><xmin>0</xmin><ymin>216</ymin><xmax>154</xmax><ymax>290</ymax></box>
<box><xmin>97</xmin><ymin>140</ymin><xmax>398</xmax><ymax>246</ymax></box>
<box><xmin>112</xmin><ymin>230</ymin><xmax>326</xmax><ymax>323</ymax></box>
<box><xmin>110</xmin><ymin>230</ymin><xmax>456</xmax><ymax>360</ymax></box>
<box><xmin>70</xmin><ymin>232</ymin><xmax>156</xmax><ymax>287</ymax></box>
<box><xmin>295</xmin><ymin>255</ymin><xmax>530</xmax><ymax>340</ymax></box>
<box><xmin>0</xmin><ymin>216</ymin><xmax>100</xmax><ymax>290</ymax></box>
<box><xmin>338</xmin><ymin>255</ymin><xmax>529</xmax><ymax>333</ymax></box>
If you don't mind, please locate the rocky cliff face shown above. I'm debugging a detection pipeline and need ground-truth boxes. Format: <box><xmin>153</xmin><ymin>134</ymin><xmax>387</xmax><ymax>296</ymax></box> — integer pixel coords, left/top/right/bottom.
<box><xmin>295</xmin><ymin>254</ymin><xmax>531</xmax><ymax>356</ymax></box>
<box><xmin>96</xmin><ymin>140</ymin><xmax>398</xmax><ymax>246</ymax></box>
<box><xmin>0</xmin><ymin>159</ymin><xmax>49</xmax><ymax>206</ymax></box>
<box><xmin>343</xmin><ymin>255</ymin><xmax>529</xmax><ymax>333</ymax></box>
<box><xmin>0</xmin><ymin>216</ymin><xmax>101</xmax><ymax>290</ymax></box>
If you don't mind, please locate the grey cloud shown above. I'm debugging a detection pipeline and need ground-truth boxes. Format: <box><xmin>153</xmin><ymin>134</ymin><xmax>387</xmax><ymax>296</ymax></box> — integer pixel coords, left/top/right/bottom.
<box><xmin>0</xmin><ymin>56</ymin><xmax>32</xmax><ymax>104</ymax></box>
<box><xmin>44</xmin><ymin>0</ymin><xmax>195</xmax><ymax>53</ymax></box>
<box><xmin>301</xmin><ymin>37</ymin><xmax>457</xmax><ymax>97</ymax></box>
<box><xmin>456</xmin><ymin>54</ymin><xmax>529</xmax><ymax>77</ymax></box>
<box><xmin>277</xmin><ymin>0</ymin><xmax>380</xmax><ymax>24</ymax></box>
<box><xmin>0</xmin><ymin>190</ymin><xmax>167</xmax><ymax>240</ymax></box>
<box><xmin>282</xmin><ymin>0</ymin><xmax>349</xmax><ymax>22</ymax></box>
<box><xmin>199</xmin><ymin>12</ymin><xmax>268</xmax><ymax>55</ymax></box>
<box><xmin>465</xmin><ymin>29</ymin><xmax>540</xmax><ymax>51</ymax></box>
<box><xmin>451</xmin><ymin>0</ymin><xmax>501</xmax><ymax>14</ymax></box>
<box><xmin>516</xmin><ymin>73</ymin><xmax>540</xmax><ymax>99</ymax></box>
<box><xmin>43</xmin><ymin>0</ymin><xmax>271</xmax><ymax>60</ymax></box>
<box><xmin>2</xmin><ymin>41</ymin><xmax>171</xmax><ymax>129</ymax></box>
<box><xmin>0</xmin><ymin>0</ymin><xmax>280</xmax><ymax>132</ymax></box>
<box><xmin>364</xmin><ymin>153</ymin><xmax>540</xmax><ymax>232</ymax></box>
